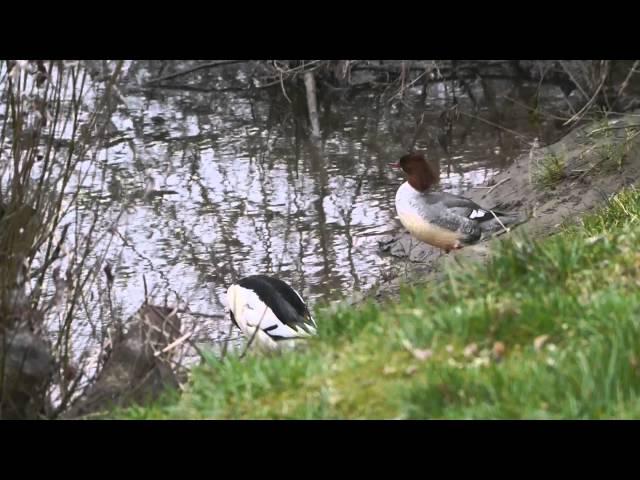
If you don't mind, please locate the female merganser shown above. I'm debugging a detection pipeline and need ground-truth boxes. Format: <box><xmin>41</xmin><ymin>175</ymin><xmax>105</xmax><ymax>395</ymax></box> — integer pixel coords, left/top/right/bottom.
<box><xmin>226</xmin><ymin>275</ymin><xmax>317</xmax><ymax>352</ymax></box>
<box><xmin>391</xmin><ymin>152</ymin><xmax>522</xmax><ymax>253</ymax></box>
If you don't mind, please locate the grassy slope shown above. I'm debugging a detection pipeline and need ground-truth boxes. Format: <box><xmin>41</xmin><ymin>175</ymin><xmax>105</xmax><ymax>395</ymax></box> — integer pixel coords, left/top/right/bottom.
<box><xmin>120</xmin><ymin>187</ymin><xmax>640</xmax><ymax>419</ymax></box>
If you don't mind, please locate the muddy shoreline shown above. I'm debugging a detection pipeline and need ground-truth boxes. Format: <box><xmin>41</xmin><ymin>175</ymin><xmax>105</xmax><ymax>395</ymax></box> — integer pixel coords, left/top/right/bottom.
<box><xmin>357</xmin><ymin>111</ymin><xmax>640</xmax><ymax>303</ymax></box>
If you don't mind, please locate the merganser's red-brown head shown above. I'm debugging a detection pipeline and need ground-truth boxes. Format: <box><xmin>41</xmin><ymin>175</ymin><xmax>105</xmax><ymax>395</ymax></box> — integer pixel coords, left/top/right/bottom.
<box><xmin>390</xmin><ymin>152</ymin><xmax>439</xmax><ymax>191</ymax></box>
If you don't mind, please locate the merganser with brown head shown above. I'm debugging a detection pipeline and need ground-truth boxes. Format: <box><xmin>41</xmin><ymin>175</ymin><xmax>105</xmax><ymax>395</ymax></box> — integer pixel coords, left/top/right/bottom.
<box><xmin>391</xmin><ymin>152</ymin><xmax>522</xmax><ymax>253</ymax></box>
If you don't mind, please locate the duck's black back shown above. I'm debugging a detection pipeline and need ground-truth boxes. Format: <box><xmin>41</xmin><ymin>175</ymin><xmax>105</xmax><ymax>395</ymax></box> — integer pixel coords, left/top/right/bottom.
<box><xmin>237</xmin><ymin>275</ymin><xmax>313</xmax><ymax>333</ymax></box>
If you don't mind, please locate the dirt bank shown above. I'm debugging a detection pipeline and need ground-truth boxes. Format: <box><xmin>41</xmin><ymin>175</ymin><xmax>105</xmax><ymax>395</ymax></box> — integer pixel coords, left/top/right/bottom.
<box><xmin>370</xmin><ymin>111</ymin><xmax>640</xmax><ymax>301</ymax></box>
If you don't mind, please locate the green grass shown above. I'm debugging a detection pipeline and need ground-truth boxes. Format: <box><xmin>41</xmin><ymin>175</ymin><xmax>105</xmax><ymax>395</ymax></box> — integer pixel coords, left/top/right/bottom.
<box><xmin>118</xmin><ymin>186</ymin><xmax>640</xmax><ymax>419</ymax></box>
<box><xmin>586</xmin><ymin>121</ymin><xmax>640</xmax><ymax>174</ymax></box>
<box><xmin>594</xmin><ymin>127</ymin><xmax>639</xmax><ymax>173</ymax></box>
<box><xmin>532</xmin><ymin>152</ymin><xmax>567</xmax><ymax>189</ymax></box>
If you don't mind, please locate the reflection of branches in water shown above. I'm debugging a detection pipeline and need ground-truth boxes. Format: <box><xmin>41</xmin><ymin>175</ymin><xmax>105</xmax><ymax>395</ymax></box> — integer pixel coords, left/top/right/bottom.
<box><xmin>111</xmin><ymin>136</ymin><xmax>222</xmax><ymax>314</ymax></box>
<box><xmin>305</xmin><ymin>137</ymin><xmax>333</xmax><ymax>279</ymax></box>
<box><xmin>335</xmin><ymin>174</ymin><xmax>364</xmax><ymax>290</ymax></box>
<box><xmin>110</xmin><ymin>223</ymin><xmax>184</xmax><ymax>303</ymax></box>
<box><xmin>275</xmin><ymin>156</ymin><xmax>297</xmax><ymax>277</ymax></box>
<box><xmin>213</xmin><ymin>160</ymin><xmax>241</xmax><ymax>286</ymax></box>
<box><xmin>361</xmin><ymin>95</ymin><xmax>389</xmax><ymax>173</ymax></box>
<box><xmin>285</xmin><ymin>149</ymin><xmax>308</xmax><ymax>293</ymax></box>
<box><xmin>113</xmin><ymin>176</ymin><xmax>234</xmax><ymax>358</ymax></box>
<box><xmin>244</xmin><ymin>133</ymin><xmax>273</xmax><ymax>273</ymax></box>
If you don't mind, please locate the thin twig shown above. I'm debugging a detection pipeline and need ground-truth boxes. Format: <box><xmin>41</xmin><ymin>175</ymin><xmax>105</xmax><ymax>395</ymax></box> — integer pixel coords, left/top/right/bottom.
<box><xmin>389</xmin><ymin>70</ymin><xmax>427</xmax><ymax>103</ymax></box>
<box><xmin>155</xmin><ymin>331</ymin><xmax>193</xmax><ymax>357</ymax></box>
<box><xmin>220</xmin><ymin>322</ymin><xmax>235</xmax><ymax>360</ymax></box>
<box><xmin>487</xmin><ymin>177</ymin><xmax>510</xmax><ymax>194</ymax></box>
<box><xmin>587</xmin><ymin>124</ymin><xmax>640</xmax><ymax>136</ymax></box>
<box><xmin>458</xmin><ymin>111</ymin><xmax>532</xmax><ymax>141</ymax></box>
<box><xmin>617</xmin><ymin>60</ymin><xmax>640</xmax><ymax>99</ymax></box>
<box><xmin>153</xmin><ymin>307</ymin><xmax>206</xmax><ymax>361</ymax></box>
<box><xmin>143</xmin><ymin>275</ymin><xmax>148</xmax><ymax>302</ymax></box>
<box><xmin>502</xmin><ymin>95</ymin><xmax>571</xmax><ymax>121</ymax></box>
<box><xmin>239</xmin><ymin>305</ymin><xmax>269</xmax><ymax>359</ymax></box>
<box><xmin>279</xmin><ymin>70</ymin><xmax>292</xmax><ymax>103</ymax></box>
<box><xmin>175</xmin><ymin>308</ymin><xmax>226</xmax><ymax>319</ymax></box>
<box><xmin>559</xmin><ymin>61</ymin><xmax>590</xmax><ymax>101</ymax></box>
<box><xmin>563</xmin><ymin>68</ymin><xmax>609</xmax><ymax>126</ymax></box>
<box><xmin>489</xmin><ymin>209</ymin><xmax>510</xmax><ymax>234</ymax></box>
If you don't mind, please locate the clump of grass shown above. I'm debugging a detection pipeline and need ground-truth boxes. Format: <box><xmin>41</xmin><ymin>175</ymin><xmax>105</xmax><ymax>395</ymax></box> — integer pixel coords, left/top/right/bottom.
<box><xmin>532</xmin><ymin>152</ymin><xmax>567</xmax><ymax>189</ymax></box>
<box><xmin>593</xmin><ymin>126</ymin><xmax>639</xmax><ymax>173</ymax></box>
<box><xmin>583</xmin><ymin>121</ymin><xmax>640</xmax><ymax>176</ymax></box>
<box><xmin>116</xmin><ymin>186</ymin><xmax>640</xmax><ymax>420</ymax></box>
<box><xmin>579</xmin><ymin>186</ymin><xmax>640</xmax><ymax>234</ymax></box>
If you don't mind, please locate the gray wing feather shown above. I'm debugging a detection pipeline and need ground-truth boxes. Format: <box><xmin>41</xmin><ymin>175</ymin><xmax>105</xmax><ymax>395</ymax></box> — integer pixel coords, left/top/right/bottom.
<box><xmin>417</xmin><ymin>191</ymin><xmax>522</xmax><ymax>243</ymax></box>
<box><xmin>424</xmin><ymin>192</ymin><xmax>491</xmax><ymax>220</ymax></box>
<box><xmin>429</xmin><ymin>211</ymin><xmax>482</xmax><ymax>244</ymax></box>
<box><xmin>431</xmin><ymin>192</ymin><xmax>484</xmax><ymax>210</ymax></box>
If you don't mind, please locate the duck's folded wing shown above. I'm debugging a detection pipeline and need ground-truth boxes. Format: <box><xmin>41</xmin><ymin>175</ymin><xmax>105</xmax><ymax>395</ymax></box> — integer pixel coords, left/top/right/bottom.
<box><xmin>429</xmin><ymin>211</ymin><xmax>482</xmax><ymax>243</ymax></box>
<box><xmin>261</xmin><ymin>277</ymin><xmax>317</xmax><ymax>330</ymax></box>
<box><xmin>430</xmin><ymin>192</ymin><xmax>494</xmax><ymax>221</ymax></box>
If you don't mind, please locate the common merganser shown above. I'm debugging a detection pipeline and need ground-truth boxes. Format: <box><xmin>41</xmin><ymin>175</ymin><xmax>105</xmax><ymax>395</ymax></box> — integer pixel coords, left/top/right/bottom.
<box><xmin>226</xmin><ymin>275</ymin><xmax>317</xmax><ymax>352</ymax></box>
<box><xmin>391</xmin><ymin>152</ymin><xmax>522</xmax><ymax>253</ymax></box>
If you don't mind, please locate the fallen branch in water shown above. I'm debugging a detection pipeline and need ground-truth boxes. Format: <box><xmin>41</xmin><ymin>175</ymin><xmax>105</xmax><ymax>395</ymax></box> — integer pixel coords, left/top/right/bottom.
<box><xmin>129</xmin><ymin>84</ymin><xmax>246</xmax><ymax>94</ymax></box>
<box><xmin>144</xmin><ymin>60</ymin><xmax>246</xmax><ymax>85</ymax></box>
<box><xmin>502</xmin><ymin>95</ymin><xmax>571</xmax><ymax>122</ymax></box>
<box><xmin>458</xmin><ymin>111</ymin><xmax>532</xmax><ymax>141</ymax></box>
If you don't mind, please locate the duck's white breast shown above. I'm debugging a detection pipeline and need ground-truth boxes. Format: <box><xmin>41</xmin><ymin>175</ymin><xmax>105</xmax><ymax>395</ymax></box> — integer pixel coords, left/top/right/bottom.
<box><xmin>394</xmin><ymin>182</ymin><xmax>462</xmax><ymax>249</ymax></box>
